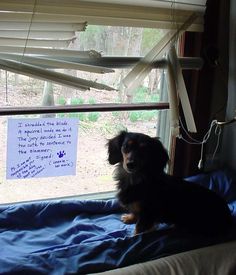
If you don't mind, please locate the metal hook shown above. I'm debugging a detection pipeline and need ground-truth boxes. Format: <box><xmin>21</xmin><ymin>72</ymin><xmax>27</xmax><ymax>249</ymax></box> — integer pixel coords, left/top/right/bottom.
<box><xmin>216</xmin><ymin>117</ymin><xmax>236</xmax><ymax>126</ymax></box>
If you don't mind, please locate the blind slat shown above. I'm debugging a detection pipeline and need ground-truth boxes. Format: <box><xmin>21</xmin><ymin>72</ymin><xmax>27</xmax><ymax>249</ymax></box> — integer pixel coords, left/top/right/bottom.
<box><xmin>0</xmin><ymin>0</ymin><xmax>206</xmax><ymax>31</ymax></box>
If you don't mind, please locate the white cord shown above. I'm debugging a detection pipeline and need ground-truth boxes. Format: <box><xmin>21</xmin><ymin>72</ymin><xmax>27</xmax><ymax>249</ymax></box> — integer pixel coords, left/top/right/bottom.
<box><xmin>179</xmin><ymin>117</ymin><xmax>202</xmax><ymax>143</ymax></box>
<box><xmin>178</xmin><ymin>119</ymin><xmax>220</xmax><ymax>169</ymax></box>
<box><xmin>198</xmin><ymin>120</ymin><xmax>218</xmax><ymax>169</ymax></box>
<box><xmin>179</xmin><ymin>119</ymin><xmax>217</xmax><ymax>145</ymax></box>
<box><xmin>211</xmin><ymin>124</ymin><xmax>222</xmax><ymax>161</ymax></box>
<box><xmin>178</xmin><ymin>135</ymin><xmax>202</xmax><ymax>145</ymax></box>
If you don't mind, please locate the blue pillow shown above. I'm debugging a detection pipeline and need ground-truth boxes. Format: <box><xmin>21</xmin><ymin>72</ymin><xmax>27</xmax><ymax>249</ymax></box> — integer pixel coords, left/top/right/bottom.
<box><xmin>186</xmin><ymin>168</ymin><xmax>236</xmax><ymax>203</ymax></box>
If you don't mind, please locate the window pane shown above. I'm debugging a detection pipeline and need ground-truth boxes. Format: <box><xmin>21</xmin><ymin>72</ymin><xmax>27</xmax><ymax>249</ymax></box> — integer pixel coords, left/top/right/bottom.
<box><xmin>0</xmin><ymin>110</ymin><xmax>169</xmax><ymax>204</ymax></box>
<box><xmin>0</xmin><ymin>25</ymin><xmax>171</xmax><ymax>204</ymax></box>
<box><xmin>0</xmin><ymin>68</ymin><xmax>165</xmax><ymax>107</ymax></box>
<box><xmin>0</xmin><ymin>26</ymin><xmax>167</xmax><ymax>107</ymax></box>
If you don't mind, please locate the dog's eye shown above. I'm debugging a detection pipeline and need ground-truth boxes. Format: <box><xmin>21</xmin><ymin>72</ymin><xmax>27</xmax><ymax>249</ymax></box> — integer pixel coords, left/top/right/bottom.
<box><xmin>127</xmin><ymin>140</ymin><xmax>133</xmax><ymax>145</ymax></box>
<box><xmin>122</xmin><ymin>140</ymin><xmax>133</xmax><ymax>150</ymax></box>
<box><xmin>139</xmin><ymin>143</ymin><xmax>146</xmax><ymax>148</ymax></box>
<box><xmin>122</xmin><ymin>143</ymin><xmax>129</xmax><ymax>151</ymax></box>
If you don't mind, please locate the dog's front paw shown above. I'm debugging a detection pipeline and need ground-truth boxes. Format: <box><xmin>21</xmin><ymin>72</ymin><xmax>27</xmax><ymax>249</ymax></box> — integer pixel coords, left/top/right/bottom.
<box><xmin>121</xmin><ymin>213</ymin><xmax>137</xmax><ymax>224</ymax></box>
<box><xmin>134</xmin><ymin>221</ymin><xmax>156</xmax><ymax>235</ymax></box>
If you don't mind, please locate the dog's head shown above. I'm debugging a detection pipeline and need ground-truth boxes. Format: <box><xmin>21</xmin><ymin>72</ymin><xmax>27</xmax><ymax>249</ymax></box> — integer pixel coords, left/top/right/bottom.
<box><xmin>107</xmin><ymin>131</ymin><xmax>169</xmax><ymax>174</ymax></box>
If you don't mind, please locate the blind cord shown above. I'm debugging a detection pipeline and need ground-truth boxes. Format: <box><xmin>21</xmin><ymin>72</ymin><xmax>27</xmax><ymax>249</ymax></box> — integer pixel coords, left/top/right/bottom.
<box><xmin>20</xmin><ymin>0</ymin><xmax>37</xmax><ymax>64</ymax></box>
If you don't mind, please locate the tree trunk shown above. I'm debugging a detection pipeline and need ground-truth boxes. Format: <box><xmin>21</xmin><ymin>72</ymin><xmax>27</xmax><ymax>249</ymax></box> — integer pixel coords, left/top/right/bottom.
<box><xmin>125</xmin><ymin>28</ymin><xmax>143</xmax><ymax>103</ymax></box>
<box><xmin>148</xmin><ymin>70</ymin><xmax>160</xmax><ymax>94</ymax></box>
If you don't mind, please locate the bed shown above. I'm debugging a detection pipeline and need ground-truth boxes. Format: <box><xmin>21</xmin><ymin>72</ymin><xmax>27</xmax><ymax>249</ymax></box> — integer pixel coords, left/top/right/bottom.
<box><xmin>0</xmin><ymin>168</ymin><xmax>236</xmax><ymax>274</ymax></box>
<box><xmin>96</xmin><ymin>240</ymin><xmax>236</xmax><ymax>275</ymax></box>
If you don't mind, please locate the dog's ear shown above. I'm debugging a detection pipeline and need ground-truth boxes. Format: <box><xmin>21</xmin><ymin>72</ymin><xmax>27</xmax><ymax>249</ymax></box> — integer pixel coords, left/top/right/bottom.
<box><xmin>107</xmin><ymin>131</ymin><xmax>127</xmax><ymax>165</ymax></box>
<box><xmin>152</xmin><ymin>137</ymin><xmax>169</xmax><ymax>172</ymax></box>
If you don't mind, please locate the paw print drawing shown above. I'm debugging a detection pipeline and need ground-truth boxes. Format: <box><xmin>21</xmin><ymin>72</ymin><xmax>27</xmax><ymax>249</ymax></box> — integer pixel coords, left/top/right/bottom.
<box><xmin>57</xmin><ymin>151</ymin><xmax>66</xmax><ymax>158</ymax></box>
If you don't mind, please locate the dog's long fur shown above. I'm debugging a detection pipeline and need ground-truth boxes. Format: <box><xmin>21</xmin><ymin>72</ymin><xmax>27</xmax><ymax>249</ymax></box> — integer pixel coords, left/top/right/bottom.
<box><xmin>107</xmin><ymin>131</ymin><xmax>232</xmax><ymax>236</ymax></box>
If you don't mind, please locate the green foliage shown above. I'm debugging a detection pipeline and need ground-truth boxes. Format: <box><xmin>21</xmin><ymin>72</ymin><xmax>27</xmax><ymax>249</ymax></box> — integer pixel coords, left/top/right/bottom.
<box><xmin>57</xmin><ymin>97</ymin><xmax>66</xmax><ymax>105</ymax></box>
<box><xmin>78</xmin><ymin>113</ymin><xmax>87</xmax><ymax>120</ymax></box>
<box><xmin>133</xmin><ymin>86</ymin><xmax>149</xmax><ymax>103</ymax></box>
<box><xmin>87</xmin><ymin>98</ymin><xmax>100</xmax><ymax>122</ymax></box>
<box><xmin>150</xmin><ymin>94</ymin><xmax>159</xmax><ymax>102</ymax></box>
<box><xmin>87</xmin><ymin>112</ymin><xmax>99</xmax><ymax>122</ymax></box>
<box><xmin>82</xmin><ymin>25</ymin><xmax>104</xmax><ymax>38</ymax></box>
<box><xmin>111</xmin><ymin>86</ymin><xmax>160</xmax><ymax>122</ymax></box>
<box><xmin>142</xmin><ymin>110</ymin><xmax>157</xmax><ymax>120</ymax></box>
<box><xmin>71</xmin><ymin>97</ymin><xmax>84</xmax><ymax>105</ymax></box>
<box><xmin>132</xmin><ymin>86</ymin><xmax>160</xmax><ymax>103</ymax></box>
<box><xmin>57</xmin><ymin>97</ymin><xmax>66</xmax><ymax>118</ymax></box>
<box><xmin>128</xmin><ymin>110</ymin><xmax>158</xmax><ymax>122</ymax></box>
<box><xmin>88</xmin><ymin>97</ymin><xmax>96</xmax><ymax>104</ymax></box>
<box><xmin>68</xmin><ymin>97</ymin><xmax>85</xmax><ymax>119</ymax></box>
<box><xmin>67</xmin><ymin>112</ymin><xmax>86</xmax><ymax>120</ymax></box>
<box><xmin>58</xmin><ymin>97</ymin><xmax>100</xmax><ymax>122</ymax></box>
<box><xmin>129</xmin><ymin>88</ymin><xmax>159</xmax><ymax>121</ymax></box>
<box><xmin>112</xmin><ymin>111</ymin><xmax>120</xmax><ymax>118</ymax></box>
<box><xmin>57</xmin><ymin>113</ymin><xmax>66</xmax><ymax>118</ymax></box>
<box><xmin>112</xmin><ymin>98</ymin><xmax>122</xmax><ymax>118</ymax></box>
<box><xmin>129</xmin><ymin>111</ymin><xmax>140</xmax><ymax>122</ymax></box>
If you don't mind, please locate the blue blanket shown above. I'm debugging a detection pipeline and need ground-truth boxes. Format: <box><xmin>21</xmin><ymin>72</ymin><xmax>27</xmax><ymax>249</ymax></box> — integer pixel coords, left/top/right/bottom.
<box><xmin>0</xmin><ymin>169</ymin><xmax>236</xmax><ymax>274</ymax></box>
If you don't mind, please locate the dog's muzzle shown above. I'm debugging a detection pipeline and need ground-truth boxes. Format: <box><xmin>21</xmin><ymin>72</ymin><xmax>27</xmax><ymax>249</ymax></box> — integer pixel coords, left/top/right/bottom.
<box><xmin>126</xmin><ymin>161</ymin><xmax>135</xmax><ymax>171</ymax></box>
<box><xmin>122</xmin><ymin>151</ymin><xmax>137</xmax><ymax>173</ymax></box>
<box><xmin>123</xmin><ymin>160</ymin><xmax>137</xmax><ymax>173</ymax></box>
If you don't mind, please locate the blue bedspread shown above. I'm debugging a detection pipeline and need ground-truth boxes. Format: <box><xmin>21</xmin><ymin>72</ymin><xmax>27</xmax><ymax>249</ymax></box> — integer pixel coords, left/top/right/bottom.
<box><xmin>0</xmin><ymin>169</ymin><xmax>236</xmax><ymax>275</ymax></box>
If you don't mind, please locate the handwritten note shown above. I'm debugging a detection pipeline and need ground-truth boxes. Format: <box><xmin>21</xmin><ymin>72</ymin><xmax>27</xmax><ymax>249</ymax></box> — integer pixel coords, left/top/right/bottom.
<box><xmin>6</xmin><ymin>118</ymin><xmax>79</xmax><ymax>179</ymax></box>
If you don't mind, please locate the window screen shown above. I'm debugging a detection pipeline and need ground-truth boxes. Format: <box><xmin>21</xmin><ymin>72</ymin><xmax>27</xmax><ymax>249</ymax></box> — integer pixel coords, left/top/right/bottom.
<box><xmin>0</xmin><ymin>26</ymin><xmax>171</xmax><ymax>204</ymax></box>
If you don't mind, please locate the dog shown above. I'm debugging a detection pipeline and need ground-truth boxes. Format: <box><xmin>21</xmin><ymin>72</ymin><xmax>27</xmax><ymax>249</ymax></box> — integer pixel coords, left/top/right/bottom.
<box><xmin>107</xmin><ymin>130</ymin><xmax>232</xmax><ymax>236</ymax></box>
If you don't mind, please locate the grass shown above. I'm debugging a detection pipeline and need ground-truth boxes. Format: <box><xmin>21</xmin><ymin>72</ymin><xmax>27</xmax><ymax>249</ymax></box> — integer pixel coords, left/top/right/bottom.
<box><xmin>57</xmin><ymin>97</ymin><xmax>100</xmax><ymax>122</ymax></box>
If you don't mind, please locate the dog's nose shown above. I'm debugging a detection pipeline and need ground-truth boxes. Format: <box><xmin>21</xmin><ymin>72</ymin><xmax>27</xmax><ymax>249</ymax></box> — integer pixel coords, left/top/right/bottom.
<box><xmin>126</xmin><ymin>161</ymin><xmax>135</xmax><ymax>170</ymax></box>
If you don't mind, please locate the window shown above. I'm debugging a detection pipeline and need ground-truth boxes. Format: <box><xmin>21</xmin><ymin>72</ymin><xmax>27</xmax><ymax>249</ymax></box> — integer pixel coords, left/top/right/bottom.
<box><xmin>0</xmin><ymin>1</ymin><xmax>206</xmax><ymax>204</ymax></box>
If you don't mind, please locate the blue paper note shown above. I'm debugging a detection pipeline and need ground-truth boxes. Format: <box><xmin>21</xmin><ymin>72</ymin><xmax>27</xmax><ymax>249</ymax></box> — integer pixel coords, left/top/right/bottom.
<box><xmin>6</xmin><ymin>118</ymin><xmax>79</xmax><ymax>179</ymax></box>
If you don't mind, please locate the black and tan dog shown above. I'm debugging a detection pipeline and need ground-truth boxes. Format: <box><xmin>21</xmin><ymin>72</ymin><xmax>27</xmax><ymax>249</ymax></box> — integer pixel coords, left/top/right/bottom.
<box><xmin>107</xmin><ymin>131</ymin><xmax>232</xmax><ymax>236</ymax></box>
